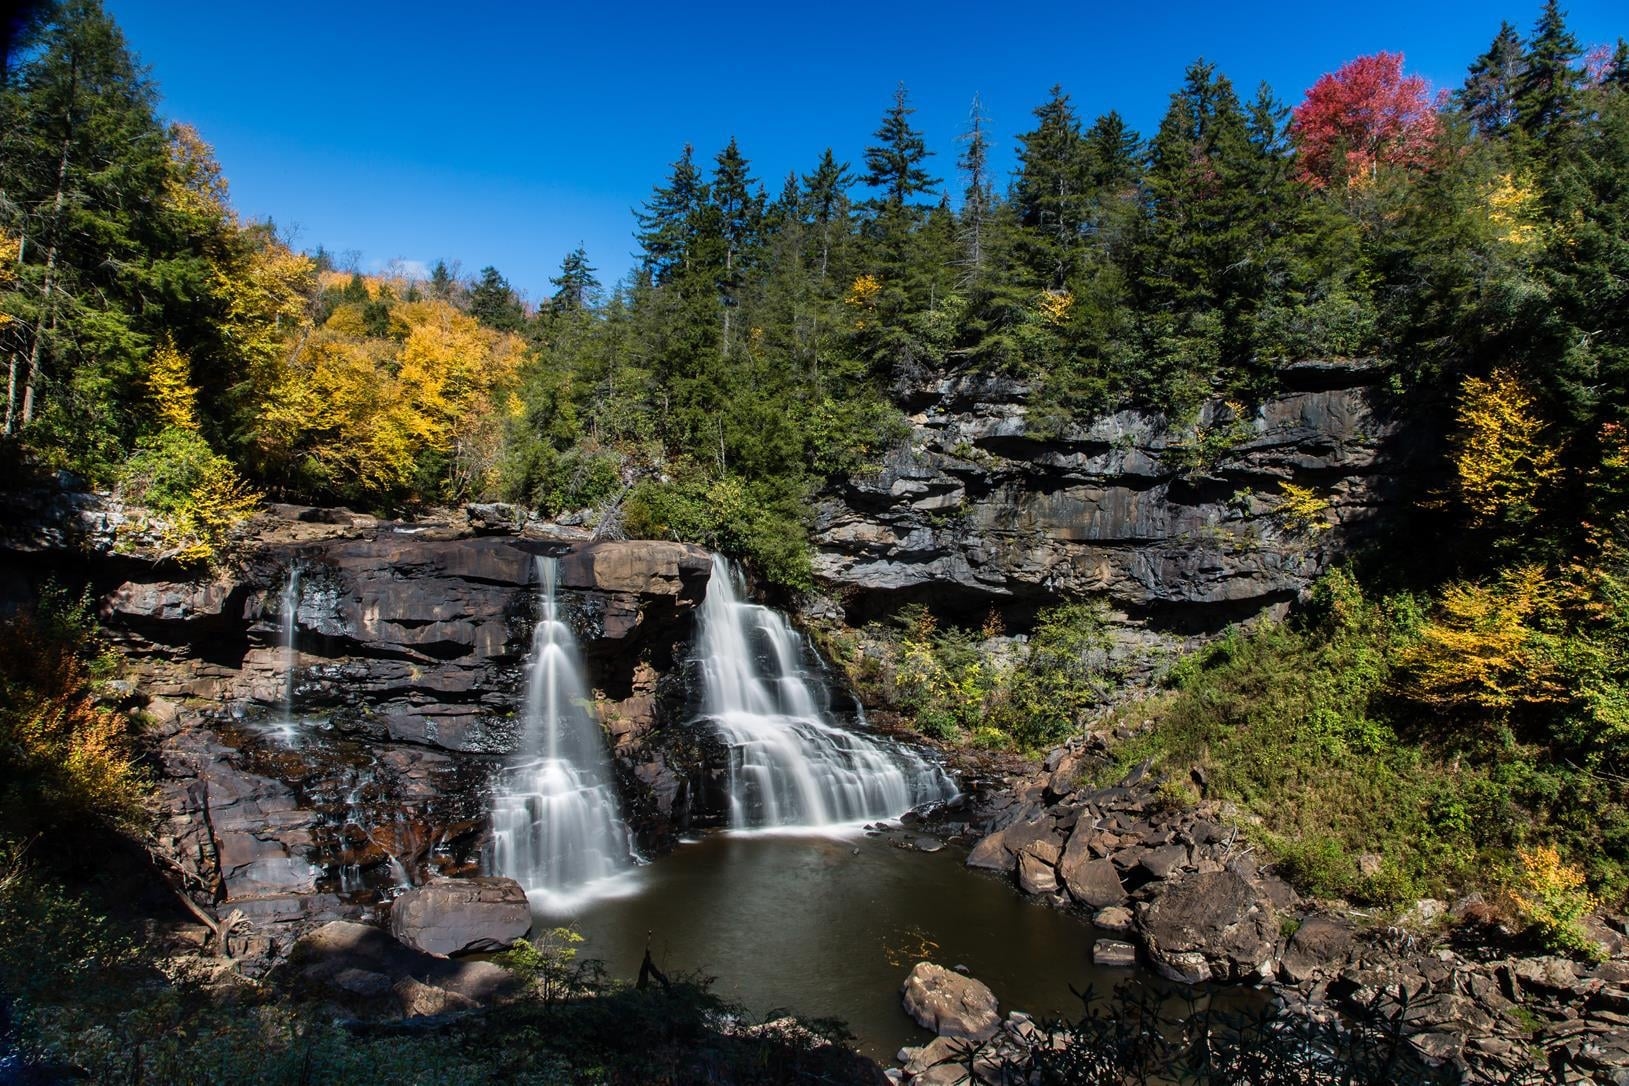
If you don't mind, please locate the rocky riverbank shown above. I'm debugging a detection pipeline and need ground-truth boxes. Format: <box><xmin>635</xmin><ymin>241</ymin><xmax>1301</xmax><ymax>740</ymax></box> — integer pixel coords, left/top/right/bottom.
<box><xmin>944</xmin><ymin>739</ymin><xmax>1629</xmax><ymax>1083</ymax></box>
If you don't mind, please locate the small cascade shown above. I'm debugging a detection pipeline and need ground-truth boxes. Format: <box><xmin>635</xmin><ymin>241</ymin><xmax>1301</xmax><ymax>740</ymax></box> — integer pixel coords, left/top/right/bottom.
<box><xmin>266</xmin><ymin>562</ymin><xmax>303</xmax><ymax>747</ymax></box>
<box><xmin>696</xmin><ymin>555</ymin><xmax>956</xmax><ymax>830</ymax></box>
<box><xmin>489</xmin><ymin>557</ymin><xmax>634</xmax><ymax>907</ymax></box>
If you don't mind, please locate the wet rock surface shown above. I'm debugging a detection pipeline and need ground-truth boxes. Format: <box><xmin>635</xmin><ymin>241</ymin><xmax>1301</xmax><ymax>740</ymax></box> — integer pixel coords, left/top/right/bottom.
<box><xmin>4</xmin><ymin>504</ymin><xmax>722</xmax><ymax>963</ymax></box>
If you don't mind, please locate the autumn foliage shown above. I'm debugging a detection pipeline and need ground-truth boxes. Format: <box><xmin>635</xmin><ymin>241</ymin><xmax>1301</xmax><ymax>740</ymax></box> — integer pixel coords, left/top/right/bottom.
<box><xmin>0</xmin><ymin>595</ymin><xmax>149</xmax><ymax>838</ymax></box>
<box><xmin>1290</xmin><ymin>52</ymin><xmax>1438</xmax><ymax>187</ymax></box>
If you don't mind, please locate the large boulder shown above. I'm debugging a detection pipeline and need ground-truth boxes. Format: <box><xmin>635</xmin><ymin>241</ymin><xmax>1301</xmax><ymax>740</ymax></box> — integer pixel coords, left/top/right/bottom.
<box><xmin>291</xmin><ymin>920</ymin><xmax>520</xmax><ymax>1013</ymax></box>
<box><xmin>901</xmin><ymin>962</ymin><xmax>1001</xmax><ymax>1043</ymax></box>
<box><xmin>388</xmin><ymin>877</ymin><xmax>531</xmax><ymax>956</ymax></box>
<box><xmin>1137</xmin><ymin>869</ymin><xmax>1279</xmax><ymax>984</ymax></box>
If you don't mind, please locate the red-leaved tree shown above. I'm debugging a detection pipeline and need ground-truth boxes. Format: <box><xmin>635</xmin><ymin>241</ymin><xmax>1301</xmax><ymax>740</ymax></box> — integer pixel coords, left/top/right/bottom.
<box><xmin>1290</xmin><ymin>52</ymin><xmax>1438</xmax><ymax>188</ymax></box>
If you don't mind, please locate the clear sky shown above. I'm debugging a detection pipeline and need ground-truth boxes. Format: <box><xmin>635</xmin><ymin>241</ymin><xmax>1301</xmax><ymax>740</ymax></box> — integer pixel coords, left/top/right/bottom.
<box><xmin>104</xmin><ymin>0</ymin><xmax>1624</xmax><ymax>302</ymax></box>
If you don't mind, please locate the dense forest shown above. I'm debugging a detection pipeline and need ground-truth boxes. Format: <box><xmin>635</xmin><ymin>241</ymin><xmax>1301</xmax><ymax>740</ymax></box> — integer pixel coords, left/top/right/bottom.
<box><xmin>3</xmin><ymin>0</ymin><xmax>1629</xmax><ymax>1075</ymax></box>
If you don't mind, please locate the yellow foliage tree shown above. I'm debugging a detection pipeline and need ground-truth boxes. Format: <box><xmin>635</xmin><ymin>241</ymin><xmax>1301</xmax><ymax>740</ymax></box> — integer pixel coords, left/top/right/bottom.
<box><xmin>1452</xmin><ymin>370</ymin><xmax>1560</xmax><ymax>524</ymax></box>
<box><xmin>253</xmin><ymin>298</ymin><xmax>524</xmax><ymax>502</ymax></box>
<box><xmin>1398</xmin><ymin>564</ymin><xmax>1568</xmax><ymax>711</ymax></box>
<box><xmin>1275</xmin><ymin>481</ymin><xmax>1332</xmax><ymax>535</ymax></box>
<box><xmin>145</xmin><ymin>336</ymin><xmax>199</xmax><ymax>431</ymax></box>
<box><xmin>1038</xmin><ymin>289</ymin><xmax>1074</xmax><ymax>327</ymax></box>
<box><xmin>1486</xmin><ymin>172</ymin><xmax>1543</xmax><ymax>248</ymax></box>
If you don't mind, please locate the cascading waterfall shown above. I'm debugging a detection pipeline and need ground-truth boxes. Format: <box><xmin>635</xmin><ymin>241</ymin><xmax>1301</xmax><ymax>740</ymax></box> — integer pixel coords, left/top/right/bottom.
<box><xmin>697</xmin><ymin>555</ymin><xmax>956</xmax><ymax>829</ymax></box>
<box><xmin>489</xmin><ymin>557</ymin><xmax>633</xmax><ymax>907</ymax></box>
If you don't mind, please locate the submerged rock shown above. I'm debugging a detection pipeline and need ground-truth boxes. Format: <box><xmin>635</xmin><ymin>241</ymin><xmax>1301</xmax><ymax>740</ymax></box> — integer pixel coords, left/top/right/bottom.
<box><xmin>901</xmin><ymin>962</ymin><xmax>1001</xmax><ymax>1043</ymax></box>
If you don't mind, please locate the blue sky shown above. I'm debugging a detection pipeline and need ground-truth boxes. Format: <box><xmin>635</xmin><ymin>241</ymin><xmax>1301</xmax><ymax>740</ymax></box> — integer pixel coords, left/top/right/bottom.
<box><xmin>105</xmin><ymin>0</ymin><xmax>1624</xmax><ymax>301</ymax></box>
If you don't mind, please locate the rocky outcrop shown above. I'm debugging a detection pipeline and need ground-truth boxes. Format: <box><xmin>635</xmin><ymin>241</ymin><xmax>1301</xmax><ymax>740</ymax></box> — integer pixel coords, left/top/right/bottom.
<box><xmin>11</xmin><ymin>509</ymin><xmax>719</xmax><ymax>952</ymax></box>
<box><xmin>289</xmin><ymin>919</ymin><xmax>522</xmax><ymax>1016</ymax></box>
<box><xmin>812</xmin><ymin>367</ymin><xmax>1415</xmax><ymax>667</ymax></box>
<box><xmin>901</xmin><ymin>962</ymin><xmax>1001</xmax><ymax>1043</ymax></box>
<box><xmin>388</xmin><ymin>877</ymin><xmax>531</xmax><ymax>956</ymax></box>
<box><xmin>960</xmin><ymin>739</ymin><xmax>1629</xmax><ymax>1083</ymax></box>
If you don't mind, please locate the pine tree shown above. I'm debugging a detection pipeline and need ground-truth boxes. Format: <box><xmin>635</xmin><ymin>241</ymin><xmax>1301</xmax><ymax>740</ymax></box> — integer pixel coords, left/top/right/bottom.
<box><xmin>801</xmin><ymin>148</ymin><xmax>854</xmax><ymax>282</ymax></box>
<box><xmin>1014</xmin><ymin>87</ymin><xmax>1088</xmax><ymax>245</ymax></box>
<box><xmin>709</xmin><ymin>137</ymin><xmax>763</xmax><ymax>354</ymax></box>
<box><xmin>468</xmin><ymin>266</ymin><xmax>525</xmax><ymax>332</ymax></box>
<box><xmin>955</xmin><ymin>95</ymin><xmax>995</xmax><ymax>282</ymax></box>
<box><xmin>1082</xmin><ymin>111</ymin><xmax>1142</xmax><ymax>191</ymax></box>
<box><xmin>1458</xmin><ymin>21</ymin><xmax>1525</xmax><ymax>137</ymax></box>
<box><xmin>863</xmin><ymin>82</ymin><xmax>939</xmax><ymax>210</ymax></box>
<box><xmin>0</xmin><ymin>0</ymin><xmax>171</xmax><ymax>464</ymax></box>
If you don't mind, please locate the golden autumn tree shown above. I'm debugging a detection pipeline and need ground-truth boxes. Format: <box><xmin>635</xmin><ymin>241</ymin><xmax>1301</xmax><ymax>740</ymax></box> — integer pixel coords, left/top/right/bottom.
<box><xmin>119</xmin><ymin>335</ymin><xmax>260</xmax><ymax>564</ymax></box>
<box><xmin>1452</xmin><ymin>370</ymin><xmax>1560</xmax><ymax>525</ymax></box>
<box><xmin>251</xmin><ymin>294</ymin><xmax>524</xmax><ymax>505</ymax></box>
<box><xmin>1398</xmin><ymin>564</ymin><xmax>1568</xmax><ymax>713</ymax></box>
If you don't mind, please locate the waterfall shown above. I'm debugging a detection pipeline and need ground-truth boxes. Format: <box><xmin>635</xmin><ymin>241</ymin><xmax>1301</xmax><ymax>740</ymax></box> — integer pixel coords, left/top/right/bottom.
<box><xmin>490</xmin><ymin>557</ymin><xmax>634</xmax><ymax>908</ymax></box>
<box><xmin>264</xmin><ymin>562</ymin><xmax>303</xmax><ymax>747</ymax></box>
<box><xmin>697</xmin><ymin>555</ymin><xmax>956</xmax><ymax>830</ymax></box>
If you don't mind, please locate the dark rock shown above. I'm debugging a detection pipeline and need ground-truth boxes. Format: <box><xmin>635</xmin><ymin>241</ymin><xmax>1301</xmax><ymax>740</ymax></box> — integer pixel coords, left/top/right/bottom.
<box><xmin>388</xmin><ymin>877</ymin><xmax>531</xmax><ymax>956</ymax></box>
<box><xmin>1279</xmin><ymin>916</ymin><xmax>1355</xmax><ymax>984</ymax></box>
<box><xmin>1138</xmin><ymin>844</ymin><xmax>1188</xmax><ymax>880</ymax></box>
<box><xmin>1017</xmin><ymin>851</ymin><xmax>1060</xmax><ymax>895</ymax></box>
<box><xmin>1093</xmin><ymin>940</ymin><xmax>1138</xmax><ymax>967</ymax></box>
<box><xmin>1138</xmin><ymin>870</ymin><xmax>1278</xmax><ymax>984</ymax></box>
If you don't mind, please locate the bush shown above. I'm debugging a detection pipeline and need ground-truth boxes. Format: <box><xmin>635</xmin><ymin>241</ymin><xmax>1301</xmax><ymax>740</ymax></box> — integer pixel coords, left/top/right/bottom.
<box><xmin>0</xmin><ymin>587</ymin><xmax>150</xmax><ymax>839</ymax></box>
<box><xmin>623</xmin><ymin>471</ymin><xmax>813</xmax><ymax>589</ymax></box>
<box><xmin>119</xmin><ymin>427</ymin><xmax>260</xmax><ymax>564</ymax></box>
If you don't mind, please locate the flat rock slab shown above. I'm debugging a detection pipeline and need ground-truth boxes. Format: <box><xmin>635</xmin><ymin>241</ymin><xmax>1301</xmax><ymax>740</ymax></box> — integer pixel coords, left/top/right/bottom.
<box><xmin>1093</xmin><ymin>940</ymin><xmax>1138</xmax><ymax>967</ymax></box>
<box><xmin>902</xmin><ymin>962</ymin><xmax>1000</xmax><ymax>1043</ymax></box>
<box><xmin>291</xmin><ymin>920</ymin><xmax>521</xmax><ymax>1009</ymax></box>
<box><xmin>389</xmin><ymin>876</ymin><xmax>531</xmax><ymax>956</ymax></box>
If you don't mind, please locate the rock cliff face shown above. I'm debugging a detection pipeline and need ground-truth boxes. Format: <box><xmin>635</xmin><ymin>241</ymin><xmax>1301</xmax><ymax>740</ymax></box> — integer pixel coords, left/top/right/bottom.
<box><xmin>813</xmin><ymin>363</ymin><xmax>1411</xmax><ymax>646</ymax></box>
<box><xmin>57</xmin><ymin>524</ymin><xmax>714</xmax><ymax>951</ymax></box>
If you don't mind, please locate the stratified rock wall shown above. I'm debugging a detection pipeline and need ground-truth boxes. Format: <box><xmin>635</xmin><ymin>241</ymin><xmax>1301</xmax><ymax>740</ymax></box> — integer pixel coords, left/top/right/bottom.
<box><xmin>814</xmin><ymin>364</ymin><xmax>1409</xmax><ymax>641</ymax></box>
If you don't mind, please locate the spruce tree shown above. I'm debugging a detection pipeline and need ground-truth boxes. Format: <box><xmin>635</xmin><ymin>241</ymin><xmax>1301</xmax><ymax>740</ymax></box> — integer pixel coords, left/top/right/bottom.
<box><xmin>635</xmin><ymin>144</ymin><xmax>705</xmax><ymax>285</ymax></box>
<box><xmin>1514</xmin><ymin>0</ymin><xmax>1582</xmax><ymax>159</ymax></box>
<box><xmin>801</xmin><ymin>148</ymin><xmax>854</xmax><ymax>282</ymax></box>
<box><xmin>1458</xmin><ymin>21</ymin><xmax>1525</xmax><ymax>137</ymax></box>
<box><xmin>468</xmin><ymin>266</ymin><xmax>525</xmax><ymax>331</ymax></box>
<box><xmin>0</xmin><ymin>0</ymin><xmax>172</xmax><ymax>464</ymax></box>
<box><xmin>863</xmin><ymin>82</ymin><xmax>939</xmax><ymax>210</ymax></box>
<box><xmin>550</xmin><ymin>246</ymin><xmax>599</xmax><ymax>311</ymax></box>
<box><xmin>955</xmin><ymin>95</ymin><xmax>995</xmax><ymax>282</ymax></box>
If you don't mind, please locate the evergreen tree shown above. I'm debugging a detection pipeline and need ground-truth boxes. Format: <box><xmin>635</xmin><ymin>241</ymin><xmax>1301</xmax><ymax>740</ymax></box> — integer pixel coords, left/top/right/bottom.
<box><xmin>709</xmin><ymin>137</ymin><xmax>763</xmax><ymax>353</ymax></box>
<box><xmin>468</xmin><ymin>265</ymin><xmax>525</xmax><ymax>332</ymax></box>
<box><xmin>1514</xmin><ymin>0</ymin><xmax>1582</xmax><ymax>159</ymax></box>
<box><xmin>955</xmin><ymin>95</ymin><xmax>995</xmax><ymax>282</ymax></box>
<box><xmin>428</xmin><ymin>259</ymin><xmax>455</xmax><ymax>299</ymax></box>
<box><xmin>635</xmin><ymin>144</ymin><xmax>705</xmax><ymax>285</ymax></box>
<box><xmin>1136</xmin><ymin>60</ymin><xmax>1265</xmax><ymax>402</ymax></box>
<box><xmin>549</xmin><ymin>245</ymin><xmax>599</xmax><ymax>311</ymax></box>
<box><xmin>801</xmin><ymin>148</ymin><xmax>854</xmax><ymax>282</ymax></box>
<box><xmin>0</xmin><ymin>0</ymin><xmax>172</xmax><ymax>466</ymax></box>
<box><xmin>1458</xmin><ymin>21</ymin><xmax>1525</xmax><ymax>137</ymax></box>
<box><xmin>1014</xmin><ymin>84</ymin><xmax>1089</xmax><ymax>277</ymax></box>
<box><xmin>1082</xmin><ymin>111</ymin><xmax>1142</xmax><ymax>190</ymax></box>
<box><xmin>863</xmin><ymin>82</ymin><xmax>939</xmax><ymax>210</ymax></box>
